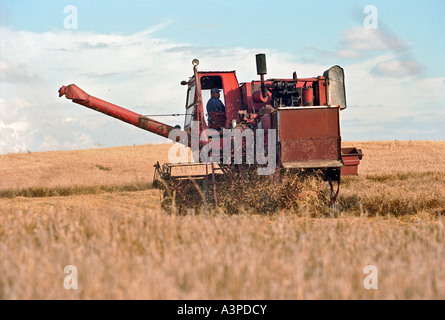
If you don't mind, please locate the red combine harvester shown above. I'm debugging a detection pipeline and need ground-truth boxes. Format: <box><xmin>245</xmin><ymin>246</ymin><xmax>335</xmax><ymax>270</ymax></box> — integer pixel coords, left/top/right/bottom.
<box><xmin>59</xmin><ymin>54</ymin><xmax>362</xmax><ymax>213</ymax></box>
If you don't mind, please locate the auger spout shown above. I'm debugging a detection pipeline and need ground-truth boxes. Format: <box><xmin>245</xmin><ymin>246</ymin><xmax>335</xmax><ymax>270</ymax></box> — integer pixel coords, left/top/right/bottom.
<box><xmin>59</xmin><ymin>84</ymin><xmax>186</xmax><ymax>143</ymax></box>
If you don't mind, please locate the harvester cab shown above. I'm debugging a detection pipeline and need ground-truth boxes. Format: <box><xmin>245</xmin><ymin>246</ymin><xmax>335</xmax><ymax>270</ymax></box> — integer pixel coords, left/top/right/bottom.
<box><xmin>182</xmin><ymin>59</ymin><xmax>241</xmax><ymax>133</ymax></box>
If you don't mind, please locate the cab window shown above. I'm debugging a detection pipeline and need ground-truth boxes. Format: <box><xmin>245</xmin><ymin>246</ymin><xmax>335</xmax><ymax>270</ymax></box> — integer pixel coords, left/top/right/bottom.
<box><xmin>184</xmin><ymin>85</ymin><xmax>196</xmax><ymax>128</ymax></box>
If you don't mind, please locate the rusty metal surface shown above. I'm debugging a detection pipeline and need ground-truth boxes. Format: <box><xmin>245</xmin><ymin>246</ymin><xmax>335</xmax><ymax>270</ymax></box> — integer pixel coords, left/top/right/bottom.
<box><xmin>278</xmin><ymin>106</ymin><xmax>340</xmax><ymax>139</ymax></box>
<box><xmin>278</xmin><ymin>107</ymin><xmax>341</xmax><ymax>168</ymax></box>
<box><xmin>281</xmin><ymin>137</ymin><xmax>341</xmax><ymax>162</ymax></box>
<box><xmin>302</xmin><ymin>86</ymin><xmax>314</xmax><ymax>106</ymax></box>
<box><xmin>341</xmin><ymin>147</ymin><xmax>363</xmax><ymax>176</ymax></box>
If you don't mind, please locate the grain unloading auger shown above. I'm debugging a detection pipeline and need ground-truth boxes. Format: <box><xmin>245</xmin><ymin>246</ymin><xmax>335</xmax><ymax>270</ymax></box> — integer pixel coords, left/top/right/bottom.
<box><xmin>59</xmin><ymin>54</ymin><xmax>363</xmax><ymax>213</ymax></box>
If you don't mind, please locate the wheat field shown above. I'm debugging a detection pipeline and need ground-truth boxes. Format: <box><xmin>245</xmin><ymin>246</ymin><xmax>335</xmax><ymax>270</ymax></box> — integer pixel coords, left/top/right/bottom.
<box><xmin>0</xmin><ymin>141</ymin><xmax>444</xmax><ymax>299</ymax></box>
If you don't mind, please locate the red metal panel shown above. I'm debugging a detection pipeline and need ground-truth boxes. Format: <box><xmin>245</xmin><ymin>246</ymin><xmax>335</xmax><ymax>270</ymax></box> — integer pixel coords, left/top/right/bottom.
<box><xmin>240</xmin><ymin>83</ymin><xmax>252</xmax><ymax>112</ymax></box>
<box><xmin>341</xmin><ymin>147</ymin><xmax>362</xmax><ymax>176</ymax></box>
<box><xmin>316</xmin><ymin>77</ymin><xmax>327</xmax><ymax>106</ymax></box>
<box><xmin>341</xmin><ymin>165</ymin><xmax>358</xmax><ymax>176</ymax></box>
<box><xmin>279</xmin><ymin>107</ymin><xmax>340</xmax><ymax>139</ymax></box>
<box><xmin>278</xmin><ymin>107</ymin><xmax>341</xmax><ymax>165</ymax></box>
<box><xmin>281</xmin><ymin>137</ymin><xmax>340</xmax><ymax>162</ymax></box>
<box><xmin>302</xmin><ymin>86</ymin><xmax>314</xmax><ymax>106</ymax></box>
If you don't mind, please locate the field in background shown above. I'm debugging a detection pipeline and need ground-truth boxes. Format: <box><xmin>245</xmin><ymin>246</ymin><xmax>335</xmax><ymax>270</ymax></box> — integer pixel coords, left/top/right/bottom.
<box><xmin>0</xmin><ymin>141</ymin><xmax>444</xmax><ymax>299</ymax></box>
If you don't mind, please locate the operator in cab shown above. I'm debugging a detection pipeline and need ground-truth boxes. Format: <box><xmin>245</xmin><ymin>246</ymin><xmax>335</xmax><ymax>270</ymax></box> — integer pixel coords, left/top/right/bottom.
<box><xmin>206</xmin><ymin>88</ymin><xmax>226</xmax><ymax>129</ymax></box>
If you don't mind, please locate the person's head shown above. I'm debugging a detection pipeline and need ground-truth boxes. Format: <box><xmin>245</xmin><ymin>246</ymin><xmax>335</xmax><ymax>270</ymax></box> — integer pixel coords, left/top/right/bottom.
<box><xmin>211</xmin><ymin>88</ymin><xmax>221</xmax><ymax>98</ymax></box>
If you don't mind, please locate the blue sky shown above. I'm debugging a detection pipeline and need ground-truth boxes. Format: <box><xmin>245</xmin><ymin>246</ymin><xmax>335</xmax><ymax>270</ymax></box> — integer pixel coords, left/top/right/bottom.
<box><xmin>2</xmin><ymin>1</ymin><xmax>444</xmax><ymax>70</ymax></box>
<box><xmin>0</xmin><ymin>0</ymin><xmax>444</xmax><ymax>154</ymax></box>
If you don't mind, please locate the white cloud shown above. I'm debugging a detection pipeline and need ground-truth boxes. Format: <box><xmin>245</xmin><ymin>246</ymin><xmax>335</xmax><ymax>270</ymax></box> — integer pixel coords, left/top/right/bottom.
<box><xmin>0</xmin><ymin>58</ymin><xmax>40</xmax><ymax>83</ymax></box>
<box><xmin>333</xmin><ymin>26</ymin><xmax>427</xmax><ymax>81</ymax></box>
<box><xmin>340</xmin><ymin>53</ymin><xmax>445</xmax><ymax>140</ymax></box>
<box><xmin>300</xmin><ymin>26</ymin><xmax>425</xmax><ymax>79</ymax></box>
<box><xmin>371</xmin><ymin>59</ymin><xmax>424</xmax><ymax>77</ymax></box>
<box><xmin>339</xmin><ymin>26</ymin><xmax>406</xmax><ymax>52</ymax></box>
<box><xmin>337</xmin><ymin>49</ymin><xmax>367</xmax><ymax>59</ymax></box>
